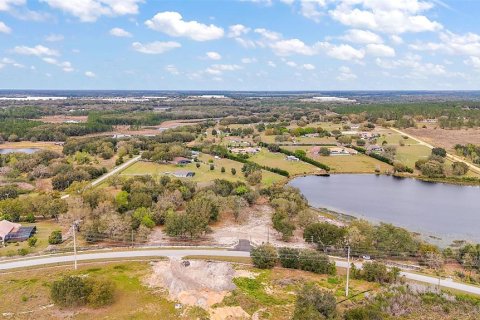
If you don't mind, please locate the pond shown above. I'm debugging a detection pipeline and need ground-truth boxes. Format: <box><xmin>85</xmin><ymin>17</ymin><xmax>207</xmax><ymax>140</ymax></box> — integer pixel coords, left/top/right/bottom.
<box><xmin>289</xmin><ymin>174</ymin><xmax>480</xmax><ymax>243</ymax></box>
<box><xmin>0</xmin><ymin>148</ymin><xmax>40</xmax><ymax>154</ymax></box>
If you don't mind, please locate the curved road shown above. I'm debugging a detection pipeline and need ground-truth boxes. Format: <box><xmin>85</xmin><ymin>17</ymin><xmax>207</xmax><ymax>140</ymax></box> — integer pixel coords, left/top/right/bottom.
<box><xmin>1</xmin><ymin>248</ymin><xmax>479</xmax><ymax>296</ymax></box>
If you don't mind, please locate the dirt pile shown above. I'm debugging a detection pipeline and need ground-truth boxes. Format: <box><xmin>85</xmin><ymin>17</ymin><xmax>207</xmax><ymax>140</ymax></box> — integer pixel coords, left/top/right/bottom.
<box><xmin>146</xmin><ymin>260</ymin><xmax>237</xmax><ymax>308</ymax></box>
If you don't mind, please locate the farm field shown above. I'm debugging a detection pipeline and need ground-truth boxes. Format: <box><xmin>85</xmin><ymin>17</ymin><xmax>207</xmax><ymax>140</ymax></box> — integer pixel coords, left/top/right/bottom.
<box><xmin>120</xmin><ymin>154</ymin><xmax>285</xmax><ymax>186</ymax></box>
<box><xmin>404</xmin><ymin>127</ymin><xmax>480</xmax><ymax>151</ymax></box>
<box><xmin>0</xmin><ymin>141</ymin><xmax>63</xmax><ymax>153</ymax></box>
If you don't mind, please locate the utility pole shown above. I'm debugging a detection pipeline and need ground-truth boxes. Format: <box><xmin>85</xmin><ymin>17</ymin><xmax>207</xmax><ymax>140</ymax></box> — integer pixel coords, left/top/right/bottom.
<box><xmin>73</xmin><ymin>222</ymin><xmax>78</xmax><ymax>270</ymax></box>
<box><xmin>346</xmin><ymin>245</ymin><xmax>351</xmax><ymax>297</ymax></box>
<box><xmin>267</xmin><ymin>226</ymin><xmax>270</xmax><ymax>243</ymax></box>
<box><xmin>131</xmin><ymin>229</ymin><xmax>134</xmax><ymax>249</ymax></box>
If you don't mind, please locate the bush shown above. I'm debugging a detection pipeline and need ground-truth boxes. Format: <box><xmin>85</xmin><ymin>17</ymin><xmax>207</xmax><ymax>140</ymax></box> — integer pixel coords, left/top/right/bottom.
<box><xmin>251</xmin><ymin>244</ymin><xmax>277</xmax><ymax>269</ymax></box>
<box><xmin>344</xmin><ymin>306</ymin><xmax>384</xmax><ymax>320</ymax></box>
<box><xmin>48</xmin><ymin>230</ymin><xmax>63</xmax><ymax>245</ymax></box>
<box><xmin>278</xmin><ymin>247</ymin><xmax>300</xmax><ymax>269</ymax></box>
<box><xmin>293</xmin><ymin>283</ymin><xmax>337</xmax><ymax>320</ymax></box>
<box><xmin>51</xmin><ymin>276</ymin><xmax>115</xmax><ymax>308</ymax></box>
<box><xmin>303</xmin><ymin>223</ymin><xmax>347</xmax><ymax>249</ymax></box>
<box><xmin>86</xmin><ymin>278</ymin><xmax>115</xmax><ymax>307</ymax></box>
<box><xmin>51</xmin><ymin>276</ymin><xmax>91</xmax><ymax>307</ymax></box>
<box><xmin>28</xmin><ymin>236</ymin><xmax>38</xmax><ymax>247</ymax></box>
<box><xmin>24</xmin><ymin>212</ymin><xmax>36</xmax><ymax>223</ymax></box>
<box><xmin>299</xmin><ymin>250</ymin><xmax>336</xmax><ymax>275</ymax></box>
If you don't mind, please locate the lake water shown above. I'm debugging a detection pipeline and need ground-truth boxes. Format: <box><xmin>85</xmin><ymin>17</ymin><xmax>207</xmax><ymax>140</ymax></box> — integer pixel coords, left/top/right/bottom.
<box><xmin>0</xmin><ymin>148</ymin><xmax>40</xmax><ymax>154</ymax></box>
<box><xmin>289</xmin><ymin>174</ymin><xmax>480</xmax><ymax>243</ymax></box>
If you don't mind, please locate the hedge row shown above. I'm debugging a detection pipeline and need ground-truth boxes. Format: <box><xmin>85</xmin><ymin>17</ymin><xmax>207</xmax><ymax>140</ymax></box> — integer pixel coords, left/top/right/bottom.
<box><xmin>348</xmin><ymin>144</ymin><xmax>394</xmax><ymax>166</ymax></box>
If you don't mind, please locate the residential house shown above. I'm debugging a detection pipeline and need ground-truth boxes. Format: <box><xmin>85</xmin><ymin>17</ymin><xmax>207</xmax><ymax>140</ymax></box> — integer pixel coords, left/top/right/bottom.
<box><xmin>230</xmin><ymin>147</ymin><xmax>261</xmax><ymax>155</ymax></box>
<box><xmin>171</xmin><ymin>157</ymin><xmax>192</xmax><ymax>165</ymax></box>
<box><xmin>367</xmin><ymin>145</ymin><xmax>384</xmax><ymax>153</ymax></box>
<box><xmin>329</xmin><ymin>147</ymin><xmax>358</xmax><ymax>156</ymax></box>
<box><xmin>286</xmin><ymin>155</ymin><xmax>300</xmax><ymax>161</ymax></box>
<box><xmin>0</xmin><ymin>220</ymin><xmax>36</xmax><ymax>246</ymax></box>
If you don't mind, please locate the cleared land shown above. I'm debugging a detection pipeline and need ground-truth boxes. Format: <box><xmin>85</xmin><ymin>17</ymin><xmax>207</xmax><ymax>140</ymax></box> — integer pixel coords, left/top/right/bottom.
<box><xmin>120</xmin><ymin>154</ymin><xmax>285</xmax><ymax>186</ymax></box>
<box><xmin>404</xmin><ymin>127</ymin><xmax>480</xmax><ymax>151</ymax></box>
<box><xmin>0</xmin><ymin>260</ymin><xmax>379</xmax><ymax>319</ymax></box>
<box><xmin>0</xmin><ymin>141</ymin><xmax>63</xmax><ymax>152</ymax></box>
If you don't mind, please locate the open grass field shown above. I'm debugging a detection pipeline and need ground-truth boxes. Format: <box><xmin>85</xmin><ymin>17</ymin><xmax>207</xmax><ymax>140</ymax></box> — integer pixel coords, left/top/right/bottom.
<box><xmin>283</xmin><ymin>146</ymin><xmax>392</xmax><ymax>173</ymax></box>
<box><xmin>0</xmin><ymin>220</ymin><xmax>60</xmax><ymax>257</ymax></box>
<box><xmin>396</xmin><ymin>144</ymin><xmax>432</xmax><ymax>168</ymax></box>
<box><xmin>249</xmin><ymin>149</ymin><xmax>320</xmax><ymax>176</ymax></box>
<box><xmin>404</xmin><ymin>127</ymin><xmax>480</xmax><ymax>152</ymax></box>
<box><xmin>0</xmin><ymin>260</ymin><xmax>379</xmax><ymax>319</ymax></box>
<box><xmin>120</xmin><ymin>153</ymin><xmax>286</xmax><ymax>186</ymax></box>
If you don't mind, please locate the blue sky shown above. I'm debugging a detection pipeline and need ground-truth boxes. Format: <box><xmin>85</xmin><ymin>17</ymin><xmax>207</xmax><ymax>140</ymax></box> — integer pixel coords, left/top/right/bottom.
<box><xmin>0</xmin><ymin>0</ymin><xmax>479</xmax><ymax>90</ymax></box>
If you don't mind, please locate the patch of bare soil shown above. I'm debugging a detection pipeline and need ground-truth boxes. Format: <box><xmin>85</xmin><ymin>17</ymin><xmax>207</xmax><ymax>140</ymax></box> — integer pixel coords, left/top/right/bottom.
<box><xmin>38</xmin><ymin>115</ymin><xmax>88</xmax><ymax>123</ymax></box>
<box><xmin>404</xmin><ymin>127</ymin><xmax>480</xmax><ymax>151</ymax></box>
<box><xmin>209</xmin><ymin>306</ymin><xmax>250</xmax><ymax>320</ymax></box>
<box><xmin>145</xmin><ymin>260</ymin><xmax>237</xmax><ymax>308</ymax></box>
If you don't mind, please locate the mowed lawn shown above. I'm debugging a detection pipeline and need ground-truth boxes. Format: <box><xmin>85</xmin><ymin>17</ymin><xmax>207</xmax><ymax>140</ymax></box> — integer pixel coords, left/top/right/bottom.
<box><xmin>0</xmin><ymin>220</ymin><xmax>60</xmax><ymax>257</ymax></box>
<box><xmin>249</xmin><ymin>149</ymin><xmax>319</xmax><ymax>176</ymax></box>
<box><xmin>120</xmin><ymin>154</ymin><xmax>285</xmax><ymax>186</ymax></box>
<box><xmin>396</xmin><ymin>144</ymin><xmax>432</xmax><ymax>168</ymax></box>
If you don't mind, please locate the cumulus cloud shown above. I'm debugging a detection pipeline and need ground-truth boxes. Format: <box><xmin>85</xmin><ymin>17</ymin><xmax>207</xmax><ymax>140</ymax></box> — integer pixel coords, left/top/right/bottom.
<box><xmin>323</xmin><ymin>43</ymin><xmax>365</xmax><ymax>60</ymax></box>
<box><xmin>145</xmin><ymin>11</ymin><xmax>224</xmax><ymax>41</ymax></box>
<box><xmin>85</xmin><ymin>71</ymin><xmax>96</xmax><ymax>77</ymax></box>
<box><xmin>241</xmin><ymin>57</ymin><xmax>257</xmax><ymax>64</ymax></box>
<box><xmin>206</xmin><ymin>51</ymin><xmax>222</xmax><ymax>60</ymax></box>
<box><xmin>109</xmin><ymin>27</ymin><xmax>132</xmax><ymax>37</ymax></box>
<box><xmin>267</xmin><ymin>61</ymin><xmax>277</xmax><ymax>67</ymax></box>
<box><xmin>269</xmin><ymin>38</ymin><xmax>318</xmax><ymax>56</ymax></box>
<box><xmin>329</xmin><ymin>0</ymin><xmax>442</xmax><ymax>34</ymax></box>
<box><xmin>13</xmin><ymin>44</ymin><xmax>59</xmax><ymax>57</ymax></box>
<box><xmin>228</xmin><ymin>24</ymin><xmax>250</xmax><ymax>37</ymax></box>
<box><xmin>40</xmin><ymin>0</ymin><xmax>143</xmax><ymax>22</ymax></box>
<box><xmin>410</xmin><ymin>31</ymin><xmax>480</xmax><ymax>57</ymax></box>
<box><xmin>341</xmin><ymin>29</ymin><xmax>383</xmax><ymax>44</ymax></box>
<box><xmin>0</xmin><ymin>0</ymin><xmax>25</xmax><ymax>12</ymax></box>
<box><xmin>302</xmin><ymin>63</ymin><xmax>316</xmax><ymax>70</ymax></box>
<box><xmin>376</xmin><ymin>54</ymin><xmax>446</xmax><ymax>78</ymax></box>
<box><xmin>132</xmin><ymin>41</ymin><xmax>181</xmax><ymax>54</ymax></box>
<box><xmin>1</xmin><ymin>57</ymin><xmax>24</xmax><ymax>68</ymax></box>
<box><xmin>0</xmin><ymin>21</ymin><xmax>11</xmax><ymax>34</ymax></box>
<box><xmin>42</xmin><ymin>57</ymin><xmax>74</xmax><ymax>72</ymax></box>
<box><xmin>299</xmin><ymin>0</ymin><xmax>327</xmax><ymax>22</ymax></box>
<box><xmin>366</xmin><ymin>43</ymin><xmax>396</xmax><ymax>57</ymax></box>
<box><xmin>465</xmin><ymin>57</ymin><xmax>480</xmax><ymax>70</ymax></box>
<box><xmin>337</xmin><ymin>66</ymin><xmax>357</xmax><ymax>80</ymax></box>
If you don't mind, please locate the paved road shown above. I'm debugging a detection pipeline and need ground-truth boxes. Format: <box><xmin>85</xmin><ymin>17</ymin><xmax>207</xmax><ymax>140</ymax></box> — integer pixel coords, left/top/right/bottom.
<box><xmin>1</xmin><ymin>248</ymin><xmax>480</xmax><ymax>295</ymax></box>
<box><xmin>391</xmin><ymin>127</ymin><xmax>480</xmax><ymax>175</ymax></box>
<box><xmin>61</xmin><ymin>155</ymin><xmax>141</xmax><ymax>199</ymax></box>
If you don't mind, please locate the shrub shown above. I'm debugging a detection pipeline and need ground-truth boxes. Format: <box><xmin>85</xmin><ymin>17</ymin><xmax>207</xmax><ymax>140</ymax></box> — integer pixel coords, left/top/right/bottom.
<box><xmin>51</xmin><ymin>276</ymin><xmax>91</xmax><ymax>307</ymax></box>
<box><xmin>251</xmin><ymin>244</ymin><xmax>278</xmax><ymax>269</ymax></box>
<box><xmin>231</xmin><ymin>168</ymin><xmax>237</xmax><ymax>175</ymax></box>
<box><xmin>293</xmin><ymin>283</ymin><xmax>337</xmax><ymax>320</ymax></box>
<box><xmin>298</xmin><ymin>250</ymin><xmax>336</xmax><ymax>275</ymax></box>
<box><xmin>25</xmin><ymin>213</ymin><xmax>36</xmax><ymax>223</ymax></box>
<box><xmin>48</xmin><ymin>230</ymin><xmax>63</xmax><ymax>245</ymax></box>
<box><xmin>28</xmin><ymin>236</ymin><xmax>38</xmax><ymax>247</ymax></box>
<box><xmin>86</xmin><ymin>278</ymin><xmax>115</xmax><ymax>307</ymax></box>
<box><xmin>278</xmin><ymin>247</ymin><xmax>300</xmax><ymax>269</ymax></box>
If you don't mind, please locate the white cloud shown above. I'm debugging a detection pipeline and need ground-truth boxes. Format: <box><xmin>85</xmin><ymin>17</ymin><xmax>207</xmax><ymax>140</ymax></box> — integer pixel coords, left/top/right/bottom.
<box><xmin>228</xmin><ymin>24</ymin><xmax>250</xmax><ymax>37</ymax></box>
<box><xmin>376</xmin><ymin>54</ymin><xmax>446</xmax><ymax>78</ymax></box>
<box><xmin>40</xmin><ymin>0</ymin><xmax>143</xmax><ymax>22</ymax></box>
<box><xmin>42</xmin><ymin>57</ymin><xmax>74</xmax><ymax>72</ymax></box>
<box><xmin>85</xmin><ymin>71</ymin><xmax>96</xmax><ymax>77</ymax></box>
<box><xmin>206</xmin><ymin>51</ymin><xmax>222</xmax><ymax>60</ymax></box>
<box><xmin>366</xmin><ymin>43</ymin><xmax>395</xmax><ymax>57</ymax></box>
<box><xmin>241</xmin><ymin>57</ymin><xmax>257</xmax><ymax>64</ymax></box>
<box><xmin>329</xmin><ymin>0</ymin><xmax>442</xmax><ymax>34</ymax></box>
<box><xmin>0</xmin><ymin>21</ymin><xmax>11</xmax><ymax>34</ymax></box>
<box><xmin>1</xmin><ymin>57</ymin><xmax>24</xmax><ymax>68</ymax></box>
<box><xmin>205</xmin><ymin>64</ymin><xmax>242</xmax><ymax>75</ymax></box>
<box><xmin>13</xmin><ymin>45</ymin><xmax>59</xmax><ymax>57</ymax></box>
<box><xmin>132</xmin><ymin>41</ymin><xmax>181</xmax><ymax>54</ymax></box>
<box><xmin>0</xmin><ymin>0</ymin><xmax>25</xmax><ymax>12</ymax></box>
<box><xmin>109</xmin><ymin>27</ymin><xmax>132</xmax><ymax>37</ymax></box>
<box><xmin>410</xmin><ymin>31</ymin><xmax>480</xmax><ymax>57</ymax></box>
<box><xmin>267</xmin><ymin>61</ymin><xmax>276</xmax><ymax>67</ymax></box>
<box><xmin>324</xmin><ymin>43</ymin><xmax>365</xmax><ymax>60</ymax></box>
<box><xmin>165</xmin><ymin>64</ymin><xmax>179</xmax><ymax>75</ymax></box>
<box><xmin>465</xmin><ymin>57</ymin><xmax>480</xmax><ymax>70</ymax></box>
<box><xmin>341</xmin><ymin>29</ymin><xmax>383</xmax><ymax>44</ymax></box>
<box><xmin>390</xmin><ymin>35</ymin><xmax>403</xmax><ymax>45</ymax></box>
<box><xmin>235</xmin><ymin>38</ymin><xmax>256</xmax><ymax>48</ymax></box>
<box><xmin>145</xmin><ymin>11</ymin><xmax>224</xmax><ymax>41</ymax></box>
<box><xmin>302</xmin><ymin>63</ymin><xmax>316</xmax><ymax>70</ymax></box>
<box><xmin>337</xmin><ymin>66</ymin><xmax>357</xmax><ymax>81</ymax></box>
<box><xmin>255</xmin><ymin>28</ymin><xmax>281</xmax><ymax>41</ymax></box>
<box><xmin>286</xmin><ymin>61</ymin><xmax>297</xmax><ymax>67</ymax></box>
<box><xmin>299</xmin><ymin>0</ymin><xmax>327</xmax><ymax>22</ymax></box>
<box><xmin>45</xmin><ymin>34</ymin><xmax>64</xmax><ymax>42</ymax></box>
<box><xmin>269</xmin><ymin>38</ymin><xmax>318</xmax><ymax>56</ymax></box>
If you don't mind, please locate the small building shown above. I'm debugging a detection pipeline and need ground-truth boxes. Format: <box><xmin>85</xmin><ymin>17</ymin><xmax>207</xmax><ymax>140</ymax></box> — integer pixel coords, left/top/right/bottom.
<box><xmin>358</xmin><ymin>132</ymin><xmax>380</xmax><ymax>140</ymax></box>
<box><xmin>0</xmin><ymin>220</ymin><xmax>36</xmax><ymax>246</ymax></box>
<box><xmin>63</xmin><ymin>120</ymin><xmax>80</xmax><ymax>124</ymax></box>
<box><xmin>367</xmin><ymin>145</ymin><xmax>384</xmax><ymax>153</ymax></box>
<box><xmin>230</xmin><ymin>147</ymin><xmax>260</xmax><ymax>155</ymax></box>
<box><xmin>286</xmin><ymin>155</ymin><xmax>300</xmax><ymax>161</ymax></box>
<box><xmin>112</xmin><ymin>134</ymin><xmax>132</xmax><ymax>139</ymax></box>
<box><xmin>171</xmin><ymin>157</ymin><xmax>192</xmax><ymax>165</ymax></box>
<box><xmin>171</xmin><ymin>170</ymin><xmax>195</xmax><ymax>178</ymax></box>
<box><xmin>329</xmin><ymin>147</ymin><xmax>358</xmax><ymax>156</ymax></box>
<box><xmin>302</xmin><ymin>133</ymin><xmax>319</xmax><ymax>138</ymax></box>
